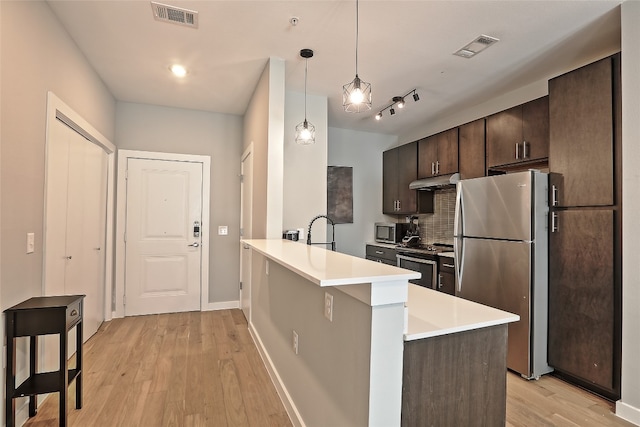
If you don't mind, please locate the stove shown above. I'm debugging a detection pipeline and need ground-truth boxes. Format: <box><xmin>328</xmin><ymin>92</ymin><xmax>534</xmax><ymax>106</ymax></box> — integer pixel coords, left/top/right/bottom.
<box><xmin>396</xmin><ymin>242</ymin><xmax>453</xmax><ymax>258</ymax></box>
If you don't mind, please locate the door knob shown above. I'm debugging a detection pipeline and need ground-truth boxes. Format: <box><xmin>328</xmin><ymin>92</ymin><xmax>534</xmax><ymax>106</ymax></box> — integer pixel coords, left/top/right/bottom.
<box><xmin>188</xmin><ymin>242</ymin><xmax>200</xmax><ymax>247</ymax></box>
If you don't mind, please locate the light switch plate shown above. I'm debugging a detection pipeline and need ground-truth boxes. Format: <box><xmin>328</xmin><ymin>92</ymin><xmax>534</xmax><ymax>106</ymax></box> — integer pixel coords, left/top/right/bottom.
<box><xmin>218</xmin><ymin>225</ymin><xmax>228</xmax><ymax>236</ymax></box>
<box><xmin>26</xmin><ymin>233</ymin><xmax>35</xmax><ymax>254</ymax></box>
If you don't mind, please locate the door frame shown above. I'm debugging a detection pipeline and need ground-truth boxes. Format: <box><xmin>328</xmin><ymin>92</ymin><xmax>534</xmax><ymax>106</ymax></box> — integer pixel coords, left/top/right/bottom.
<box><xmin>240</xmin><ymin>143</ymin><xmax>254</xmax><ymax>321</ymax></box>
<box><xmin>114</xmin><ymin>150</ymin><xmax>211</xmax><ymax>318</ymax></box>
<box><xmin>43</xmin><ymin>92</ymin><xmax>116</xmax><ymax>321</ymax></box>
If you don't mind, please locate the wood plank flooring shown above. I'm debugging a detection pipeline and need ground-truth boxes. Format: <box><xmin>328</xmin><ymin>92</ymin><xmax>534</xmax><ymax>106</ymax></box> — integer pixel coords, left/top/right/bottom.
<box><xmin>23</xmin><ymin>309</ymin><xmax>634</xmax><ymax>427</ymax></box>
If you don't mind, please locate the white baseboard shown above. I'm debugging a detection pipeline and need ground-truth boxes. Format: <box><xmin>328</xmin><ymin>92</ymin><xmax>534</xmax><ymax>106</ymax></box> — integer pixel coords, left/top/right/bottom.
<box><xmin>616</xmin><ymin>401</ymin><xmax>640</xmax><ymax>426</ymax></box>
<box><xmin>248</xmin><ymin>322</ymin><xmax>304</xmax><ymax>427</ymax></box>
<box><xmin>205</xmin><ymin>300</ymin><xmax>240</xmax><ymax>311</ymax></box>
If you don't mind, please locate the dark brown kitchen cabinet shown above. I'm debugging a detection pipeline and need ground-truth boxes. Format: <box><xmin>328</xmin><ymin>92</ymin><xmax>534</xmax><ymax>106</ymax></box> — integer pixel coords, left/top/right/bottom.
<box><xmin>486</xmin><ymin>96</ymin><xmax>549</xmax><ymax>168</ymax></box>
<box><xmin>417</xmin><ymin>128</ymin><xmax>458</xmax><ymax>178</ymax></box>
<box><xmin>383</xmin><ymin>142</ymin><xmax>417</xmax><ymax>214</ymax></box>
<box><xmin>458</xmin><ymin>119</ymin><xmax>486</xmax><ymax>179</ymax></box>
<box><xmin>549</xmin><ymin>56</ymin><xmax>616</xmax><ymax>207</ymax></box>
<box><xmin>547</xmin><ymin>53</ymin><xmax>621</xmax><ymax>401</ymax></box>
<box><xmin>548</xmin><ymin>209</ymin><xmax>619</xmax><ymax>396</ymax></box>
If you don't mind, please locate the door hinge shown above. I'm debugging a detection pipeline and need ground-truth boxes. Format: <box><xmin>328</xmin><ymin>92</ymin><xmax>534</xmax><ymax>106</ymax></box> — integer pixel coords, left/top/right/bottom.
<box><xmin>240</xmin><ymin>281</ymin><xmax>243</xmax><ymax>290</ymax></box>
<box><xmin>123</xmin><ymin>294</ymin><xmax>126</xmax><ymax>306</ymax></box>
<box><xmin>125</xmin><ymin>169</ymin><xmax>128</xmax><ymax>180</ymax></box>
<box><xmin>240</xmin><ymin>227</ymin><xmax>244</xmax><ymax>237</ymax></box>
<box><xmin>240</xmin><ymin>174</ymin><xmax>244</xmax><ymax>183</ymax></box>
<box><xmin>123</xmin><ymin>232</ymin><xmax>127</xmax><ymax>243</ymax></box>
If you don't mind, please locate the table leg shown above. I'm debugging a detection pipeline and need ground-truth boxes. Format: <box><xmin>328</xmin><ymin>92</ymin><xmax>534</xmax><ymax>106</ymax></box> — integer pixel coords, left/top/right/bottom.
<box><xmin>29</xmin><ymin>336</ymin><xmax>37</xmax><ymax>417</ymax></box>
<box><xmin>75</xmin><ymin>320</ymin><xmax>83</xmax><ymax>409</ymax></box>
<box><xmin>59</xmin><ymin>330</ymin><xmax>68</xmax><ymax>427</ymax></box>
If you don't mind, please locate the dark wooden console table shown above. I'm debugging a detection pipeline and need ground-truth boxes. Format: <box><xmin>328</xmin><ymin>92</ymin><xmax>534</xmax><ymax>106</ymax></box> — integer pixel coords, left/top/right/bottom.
<box><xmin>4</xmin><ymin>295</ymin><xmax>85</xmax><ymax>427</ymax></box>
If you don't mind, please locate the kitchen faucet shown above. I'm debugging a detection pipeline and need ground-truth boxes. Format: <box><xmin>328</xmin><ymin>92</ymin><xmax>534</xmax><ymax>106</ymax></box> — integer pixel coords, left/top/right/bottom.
<box><xmin>306</xmin><ymin>214</ymin><xmax>336</xmax><ymax>251</ymax></box>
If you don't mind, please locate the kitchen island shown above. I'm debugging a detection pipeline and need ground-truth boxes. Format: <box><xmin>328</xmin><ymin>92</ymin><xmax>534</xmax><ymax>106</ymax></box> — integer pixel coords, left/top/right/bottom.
<box><xmin>243</xmin><ymin>239</ymin><xmax>518</xmax><ymax>427</ymax></box>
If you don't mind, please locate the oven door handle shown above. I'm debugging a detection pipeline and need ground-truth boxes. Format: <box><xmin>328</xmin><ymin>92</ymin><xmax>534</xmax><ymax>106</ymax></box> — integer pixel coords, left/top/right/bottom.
<box><xmin>396</xmin><ymin>254</ymin><xmax>437</xmax><ymax>265</ymax></box>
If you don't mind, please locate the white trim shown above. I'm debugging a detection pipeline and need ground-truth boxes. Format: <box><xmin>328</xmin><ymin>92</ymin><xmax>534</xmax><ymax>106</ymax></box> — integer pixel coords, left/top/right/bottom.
<box><xmin>114</xmin><ymin>149</ymin><xmax>211</xmax><ymax>318</ymax></box>
<box><xmin>44</xmin><ymin>92</ymin><xmax>116</xmax><ymax>322</ymax></box>
<box><xmin>249</xmin><ymin>322</ymin><xmax>304</xmax><ymax>427</ymax></box>
<box><xmin>206</xmin><ymin>300</ymin><xmax>240</xmax><ymax>311</ymax></box>
<box><xmin>616</xmin><ymin>401</ymin><xmax>640</xmax><ymax>426</ymax></box>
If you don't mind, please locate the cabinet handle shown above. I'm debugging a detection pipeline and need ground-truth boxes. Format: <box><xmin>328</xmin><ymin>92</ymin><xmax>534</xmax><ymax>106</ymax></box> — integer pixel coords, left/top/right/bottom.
<box><xmin>375</xmin><ymin>251</ymin><xmax>384</xmax><ymax>255</ymax></box>
<box><xmin>443</xmin><ymin>263</ymin><xmax>454</xmax><ymax>268</ymax></box>
<box><xmin>515</xmin><ymin>143</ymin><xmax>520</xmax><ymax>160</ymax></box>
<box><xmin>431</xmin><ymin>162</ymin><xmax>435</xmax><ymax>175</ymax></box>
<box><xmin>436</xmin><ymin>160</ymin><xmax>440</xmax><ymax>175</ymax></box>
<box><xmin>522</xmin><ymin>141</ymin><xmax>528</xmax><ymax>159</ymax></box>
<box><xmin>551</xmin><ymin>212</ymin><xmax>559</xmax><ymax>233</ymax></box>
<box><xmin>438</xmin><ymin>273</ymin><xmax>443</xmax><ymax>289</ymax></box>
<box><xmin>551</xmin><ymin>185</ymin><xmax>559</xmax><ymax>207</ymax></box>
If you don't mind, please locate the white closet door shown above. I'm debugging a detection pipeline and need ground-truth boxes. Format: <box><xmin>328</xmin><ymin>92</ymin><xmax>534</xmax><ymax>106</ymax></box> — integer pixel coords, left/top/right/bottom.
<box><xmin>44</xmin><ymin>119</ymin><xmax>107</xmax><ymax>342</ymax></box>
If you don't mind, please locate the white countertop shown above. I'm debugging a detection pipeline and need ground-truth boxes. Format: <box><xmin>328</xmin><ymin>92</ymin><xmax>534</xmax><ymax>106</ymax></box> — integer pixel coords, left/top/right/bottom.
<box><xmin>243</xmin><ymin>239</ymin><xmax>420</xmax><ymax>287</ymax></box>
<box><xmin>404</xmin><ymin>284</ymin><xmax>519</xmax><ymax>341</ymax></box>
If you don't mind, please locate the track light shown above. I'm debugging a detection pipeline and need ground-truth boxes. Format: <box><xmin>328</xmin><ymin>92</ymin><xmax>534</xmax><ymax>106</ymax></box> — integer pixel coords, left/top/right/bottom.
<box><xmin>374</xmin><ymin>89</ymin><xmax>419</xmax><ymax>121</ymax></box>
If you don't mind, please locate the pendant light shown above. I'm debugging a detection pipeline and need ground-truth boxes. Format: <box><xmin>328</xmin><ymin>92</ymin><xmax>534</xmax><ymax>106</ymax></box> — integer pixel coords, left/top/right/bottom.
<box><xmin>342</xmin><ymin>0</ymin><xmax>371</xmax><ymax>113</ymax></box>
<box><xmin>295</xmin><ymin>49</ymin><xmax>316</xmax><ymax>145</ymax></box>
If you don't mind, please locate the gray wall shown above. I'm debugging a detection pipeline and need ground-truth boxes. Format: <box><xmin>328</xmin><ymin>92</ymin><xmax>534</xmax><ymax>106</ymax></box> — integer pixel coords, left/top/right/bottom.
<box><xmin>619</xmin><ymin>1</ymin><xmax>640</xmax><ymax>423</ymax></box>
<box><xmin>250</xmin><ymin>252</ymin><xmax>371</xmax><ymax>426</ymax></box>
<box><xmin>1</xmin><ymin>1</ymin><xmax>116</xmax><ymax>419</ymax></box>
<box><xmin>115</xmin><ymin>102</ymin><xmax>243</xmax><ymax>304</ymax></box>
<box><xmin>327</xmin><ymin>127</ymin><xmax>398</xmax><ymax>257</ymax></box>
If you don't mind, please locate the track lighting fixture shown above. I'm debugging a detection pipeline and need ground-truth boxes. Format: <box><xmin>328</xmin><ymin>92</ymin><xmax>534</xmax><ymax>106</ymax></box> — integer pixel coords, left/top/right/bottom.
<box><xmin>295</xmin><ymin>48</ymin><xmax>316</xmax><ymax>145</ymax></box>
<box><xmin>374</xmin><ymin>89</ymin><xmax>420</xmax><ymax>121</ymax></box>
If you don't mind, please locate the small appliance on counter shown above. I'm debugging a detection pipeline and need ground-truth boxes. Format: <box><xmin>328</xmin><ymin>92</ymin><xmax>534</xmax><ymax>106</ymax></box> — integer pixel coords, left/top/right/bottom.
<box><xmin>401</xmin><ymin>215</ymin><xmax>421</xmax><ymax>247</ymax></box>
<box><xmin>282</xmin><ymin>230</ymin><xmax>299</xmax><ymax>241</ymax></box>
<box><xmin>374</xmin><ymin>222</ymin><xmax>410</xmax><ymax>244</ymax></box>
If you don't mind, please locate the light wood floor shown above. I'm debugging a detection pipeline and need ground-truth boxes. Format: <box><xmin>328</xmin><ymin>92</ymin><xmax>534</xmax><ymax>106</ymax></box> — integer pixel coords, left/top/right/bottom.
<box><xmin>23</xmin><ymin>310</ymin><xmax>634</xmax><ymax>427</ymax></box>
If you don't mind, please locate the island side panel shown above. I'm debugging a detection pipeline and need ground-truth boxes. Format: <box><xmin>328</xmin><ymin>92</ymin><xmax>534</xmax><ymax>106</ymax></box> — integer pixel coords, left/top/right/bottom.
<box><xmin>401</xmin><ymin>324</ymin><xmax>508</xmax><ymax>426</ymax></box>
<box><xmin>249</xmin><ymin>251</ymin><xmax>372</xmax><ymax>426</ymax></box>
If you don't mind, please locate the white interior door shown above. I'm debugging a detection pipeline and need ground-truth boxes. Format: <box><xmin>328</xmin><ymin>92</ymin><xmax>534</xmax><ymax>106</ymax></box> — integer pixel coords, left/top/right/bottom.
<box><xmin>124</xmin><ymin>158</ymin><xmax>203</xmax><ymax>316</ymax></box>
<box><xmin>240</xmin><ymin>147</ymin><xmax>253</xmax><ymax>321</ymax></box>
<box><xmin>44</xmin><ymin>118</ymin><xmax>108</xmax><ymax>369</ymax></box>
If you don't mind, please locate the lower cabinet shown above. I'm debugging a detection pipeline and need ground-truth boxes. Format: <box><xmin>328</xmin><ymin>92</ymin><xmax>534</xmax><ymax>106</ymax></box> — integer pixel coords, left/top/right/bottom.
<box><xmin>437</xmin><ymin>257</ymin><xmax>455</xmax><ymax>295</ymax></box>
<box><xmin>548</xmin><ymin>208</ymin><xmax>620</xmax><ymax>398</ymax></box>
<box><xmin>365</xmin><ymin>244</ymin><xmax>397</xmax><ymax>266</ymax></box>
<box><xmin>402</xmin><ymin>325</ymin><xmax>508</xmax><ymax>426</ymax></box>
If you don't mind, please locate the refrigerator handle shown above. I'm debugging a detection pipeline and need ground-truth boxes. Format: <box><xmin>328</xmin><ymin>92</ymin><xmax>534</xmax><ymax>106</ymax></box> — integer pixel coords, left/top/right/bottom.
<box><xmin>453</xmin><ymin>184</ymin><xmax>464</xmax><ymax>293</ymax></box>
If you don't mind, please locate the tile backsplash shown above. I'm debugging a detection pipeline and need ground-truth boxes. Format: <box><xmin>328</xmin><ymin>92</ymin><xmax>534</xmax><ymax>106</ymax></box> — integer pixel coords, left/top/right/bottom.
<box><xmin>418</xmin><ymin>189</ymin><xmax>456</xmax><ymax>244</ymax></box>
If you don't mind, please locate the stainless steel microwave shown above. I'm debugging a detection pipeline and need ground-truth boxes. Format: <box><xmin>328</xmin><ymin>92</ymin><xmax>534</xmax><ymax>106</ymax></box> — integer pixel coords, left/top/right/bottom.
<box><xmin>375</xmin><ymin>222</ymin><xmax>409</xmax><ymax>244</ymax></box>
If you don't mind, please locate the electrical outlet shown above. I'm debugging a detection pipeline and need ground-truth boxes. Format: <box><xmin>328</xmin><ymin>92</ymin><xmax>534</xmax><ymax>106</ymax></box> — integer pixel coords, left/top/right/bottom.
<box><xmin>218</xmin><ymin>225</ymin><xmax>228</xmax><ymax>235</ymax></box>
<box><xmin>292</xmin><ymin>330</ymin><xmax>299</xmax><ymax>354</ymax></box>
<box><xmin>324</xmin><ymin>292</ymin><xmax>334</xmax><ymax>321</ymax></box>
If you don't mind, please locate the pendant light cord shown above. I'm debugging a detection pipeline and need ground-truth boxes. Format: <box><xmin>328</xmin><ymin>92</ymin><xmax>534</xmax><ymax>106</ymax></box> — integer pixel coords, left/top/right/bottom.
<box><xmin>355</xmin><ymin>0</ymin><xmax>359</xmax><ymax>75</ymax></box>
<box><xmin>304</xmin><ymin>58</ymin><xmax>308</xmax><ymax>120</ymax></box>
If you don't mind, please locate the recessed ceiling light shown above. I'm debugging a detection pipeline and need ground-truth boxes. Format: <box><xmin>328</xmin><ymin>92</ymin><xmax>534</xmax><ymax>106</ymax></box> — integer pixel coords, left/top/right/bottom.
<box><xmin>170</xmin><ymin>64</ymin><xmax>187</xmax><ymax>77</ymax></box>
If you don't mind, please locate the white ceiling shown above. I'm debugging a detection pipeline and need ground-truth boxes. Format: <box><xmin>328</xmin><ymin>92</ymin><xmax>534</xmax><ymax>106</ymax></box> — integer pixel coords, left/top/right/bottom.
<box><xmin>46</xmin><ymin>0</ymin><xmax>621</xmax><ymax>136</ymax></box>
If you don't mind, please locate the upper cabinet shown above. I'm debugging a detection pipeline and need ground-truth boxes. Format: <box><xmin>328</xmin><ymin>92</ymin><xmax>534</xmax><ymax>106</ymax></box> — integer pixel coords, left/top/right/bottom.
<box><xmin>549</xmin><ymin>56</ymin><xmax>617</xmax><ymax>207</ymax></box>
<box><xmin>458</xmin><ymin>119</ymin><xmax>486</xmax><ymax>180</ymax></box>
<box><xmin>417</xmin><ymin>128</ymin><xmax>458</xmax><ymax>178</ymax></box>
<box><xmin>486</xmin><ymin>96</ymin><xmax>549</xmax><ymax>169</ymax></box>
<box><xmin>383</xmin><ymin>142</ymin><xmax>418</xmax><ymax>215</ymax></box>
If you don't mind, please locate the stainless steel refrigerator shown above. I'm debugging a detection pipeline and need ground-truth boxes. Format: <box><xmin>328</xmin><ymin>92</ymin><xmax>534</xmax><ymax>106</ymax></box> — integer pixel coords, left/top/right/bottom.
<box><xmin>453</xmin><ymin>170</ymin><xmax>552</xmax><ymax>379</ymax></box>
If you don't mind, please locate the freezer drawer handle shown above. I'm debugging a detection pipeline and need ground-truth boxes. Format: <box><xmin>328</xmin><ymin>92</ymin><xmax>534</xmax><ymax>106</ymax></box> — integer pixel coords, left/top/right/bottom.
<box><xmin>551</xmin><ymin>212</ymin><xmax>559</xmax><ymax>233</ymax></box>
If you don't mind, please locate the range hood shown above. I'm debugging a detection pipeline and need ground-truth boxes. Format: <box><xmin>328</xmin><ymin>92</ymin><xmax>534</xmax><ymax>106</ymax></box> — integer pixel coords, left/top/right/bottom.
<box><xmin>409</xmin><ymin>173</ymin><xmax>460</xmax><ymax>190</ymax></box>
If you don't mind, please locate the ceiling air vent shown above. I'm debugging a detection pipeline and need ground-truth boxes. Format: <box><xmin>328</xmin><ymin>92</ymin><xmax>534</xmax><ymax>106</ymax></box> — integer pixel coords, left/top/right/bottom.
<box><xmin>453</xmin><ymin>34</ymin><xmax>499</xmax><ymax>59</ymax></box>
<box><xmin>150</xmin><ymin>2</ymin><xmax>199</xmax><ymax>28</ymax></box>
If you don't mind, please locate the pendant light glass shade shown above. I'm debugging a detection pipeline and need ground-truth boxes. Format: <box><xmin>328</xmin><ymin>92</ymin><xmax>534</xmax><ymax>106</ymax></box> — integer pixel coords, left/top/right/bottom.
<box><xmin>343</xmin><ymin>0</ymin><xmax>371</xmax><ymax>113</ymax></box>
<box><xmin>296</xmin><ymin>48</ymin><xmax>315</xmax><ymax>145</ymax></box>
<box><xmin>295</xmin><ymin>119</ymin><xmax>316</xmax><ymax>145</ymax></box>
